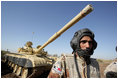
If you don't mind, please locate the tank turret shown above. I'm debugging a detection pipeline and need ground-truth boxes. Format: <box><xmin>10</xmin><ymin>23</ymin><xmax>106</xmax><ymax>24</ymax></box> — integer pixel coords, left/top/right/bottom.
<box><xmin>17</xmin><ymin>41</ymin><xmax>47</xmax><ymax>56</ymax></box>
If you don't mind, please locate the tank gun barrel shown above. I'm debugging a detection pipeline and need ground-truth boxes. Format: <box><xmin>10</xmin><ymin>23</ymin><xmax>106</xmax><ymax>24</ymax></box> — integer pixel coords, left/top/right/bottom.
<box><xmin>35</xmin><ymin>4</ymin><xmax>93</xmax><ymax>53</ymax></box>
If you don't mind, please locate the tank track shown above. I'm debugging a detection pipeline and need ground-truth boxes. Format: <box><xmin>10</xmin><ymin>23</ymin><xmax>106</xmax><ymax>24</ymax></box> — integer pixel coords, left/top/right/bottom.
<box><xmin>3</xmin><ymin>61</ymin><xmax>52</xmax><ymax>78</ymax></box>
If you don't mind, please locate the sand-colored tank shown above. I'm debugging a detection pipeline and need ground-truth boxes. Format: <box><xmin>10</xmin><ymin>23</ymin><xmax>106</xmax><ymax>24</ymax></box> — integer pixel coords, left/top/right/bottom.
<box><xmin>2</xmin><ymin>4</ymin><xmax>93</xmax><ymax>78</ymax></box>
<box><xmin>2</xmin><ymin>41</ymin><xmax>56</xmax><ymax>78</ymax></box>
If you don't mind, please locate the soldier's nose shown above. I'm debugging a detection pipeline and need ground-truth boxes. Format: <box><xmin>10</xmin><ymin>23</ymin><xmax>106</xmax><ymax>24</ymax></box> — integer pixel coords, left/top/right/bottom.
<box><xmin>85</xmin><ymin>42</ymin><xmax>90</xmax><ymax>48</ymax></box>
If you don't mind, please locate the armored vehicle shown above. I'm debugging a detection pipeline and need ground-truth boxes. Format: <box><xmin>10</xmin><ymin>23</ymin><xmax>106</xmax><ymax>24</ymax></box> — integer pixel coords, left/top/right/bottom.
<box><xmin>2</xmin><ymin>4</ymin><xmax>93</xmax><ymax>78</ymax></box>
<box><xmin>2</xmin><ymin>41</ymin><xmax>57</xmax><ymax>78</ymax></box>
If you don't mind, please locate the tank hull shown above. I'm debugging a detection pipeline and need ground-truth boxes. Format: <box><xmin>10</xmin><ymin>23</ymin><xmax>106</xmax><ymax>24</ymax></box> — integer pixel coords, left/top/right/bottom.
<box><xmin>2</xmin><ymin>53</ymin><xmax>55</xmax><ymax>78</ymax></box>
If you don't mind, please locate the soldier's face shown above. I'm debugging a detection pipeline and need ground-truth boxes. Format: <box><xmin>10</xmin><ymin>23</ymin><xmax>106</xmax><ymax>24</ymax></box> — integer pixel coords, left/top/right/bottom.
<box><xmin>80</xmin><ymin>36</ymin><xmax>93</xmax><ymax>50</ymax></box>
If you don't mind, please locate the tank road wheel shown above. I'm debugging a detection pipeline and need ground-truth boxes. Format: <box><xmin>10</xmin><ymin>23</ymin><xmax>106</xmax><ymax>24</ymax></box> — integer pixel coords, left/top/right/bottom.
<box><xmin>10</xmin><ymin>62</ymin><xmax>13</xmax><ymax>69</ymax></box>
<box><xmin>10</xmin><ymin>63</ymin><xmax>15</xmax><ymax>71</ymax></box>
<box><xmin>8</xmin><ymin>61</ymin><xmax>12</xmax><ymax>67</ymax></box>
<box><xmin>16</xmin><ymin>66</ymin><xmax>22</xmax><ymax>76</ymax></box>
<box><xmin>11</xmin><ymin>63</ymin><xmax>15</xmax><ymax>68</ymax></box>
<box><xmin>21</xmin><ymin>68</ymin><xmax>28</xmax><ymax>78</ymax></box>
<box><xmin>13</xmin><ymin>65</ymin><xmax>18</xmax><ymax>73</ymax></box>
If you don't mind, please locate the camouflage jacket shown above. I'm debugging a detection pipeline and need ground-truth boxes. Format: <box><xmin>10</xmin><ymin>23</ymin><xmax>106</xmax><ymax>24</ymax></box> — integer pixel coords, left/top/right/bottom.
<box><xmin>48</xmin><ymin>54</ymin><xmax>100</xmax><ymax>78</ymax></box>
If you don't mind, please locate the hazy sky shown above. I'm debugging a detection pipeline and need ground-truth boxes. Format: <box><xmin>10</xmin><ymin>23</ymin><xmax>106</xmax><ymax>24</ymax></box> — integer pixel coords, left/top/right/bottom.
<box><xmin>1</xmin><ymin>1</ymin><xmax>117</xmax><ymax>59</ymax></box>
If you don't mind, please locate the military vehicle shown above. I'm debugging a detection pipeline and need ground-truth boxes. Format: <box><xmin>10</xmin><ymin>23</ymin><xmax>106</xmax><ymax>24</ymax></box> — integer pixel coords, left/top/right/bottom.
<box><xmin>2</xmin><ymin>4</ymin><xmax>93</xmax><ymax>78</ymax></box>
<box><xmin>2</xmin><ymin>41</ymin><xmax>57</xmax><ymax>78</ymax></box>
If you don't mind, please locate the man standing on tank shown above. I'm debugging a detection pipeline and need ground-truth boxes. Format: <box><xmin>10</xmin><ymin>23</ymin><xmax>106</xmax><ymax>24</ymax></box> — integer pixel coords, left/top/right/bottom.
<box><xmin>48</xmin><ymin>28</ymin><xmax>100</xmax><ymax>78</ymax></box>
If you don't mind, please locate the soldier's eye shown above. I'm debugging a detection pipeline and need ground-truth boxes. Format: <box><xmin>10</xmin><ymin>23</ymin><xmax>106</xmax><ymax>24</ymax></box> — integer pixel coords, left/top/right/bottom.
<box><xmin>80</xmin><ymin>40</ymin><xmax>87</xmax><ymax>43</ymax></box>
<box><xmin>88</xmin><ymin>41</ymin><xmax>92</xmax><ymax>44</ymax></box>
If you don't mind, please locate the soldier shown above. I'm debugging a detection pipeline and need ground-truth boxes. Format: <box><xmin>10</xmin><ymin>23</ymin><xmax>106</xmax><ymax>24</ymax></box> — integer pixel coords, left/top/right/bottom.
<box><xmin>17</xmin><ymin>41</ymin><xmax>33</xmax><ymax>54</ymax></box>
<box><xmin>23</xmin><ymin>41</ymin><xmax>33</xmax><ymax>54</ymax></box>
<box><xmin>104</xmin><ymin>46</ymin><xmax>117</xmax><ymax>78</ymax></box>
<box><xmin>24</xmin><ymin>41</ymin><xmax>33</xmax><ymax>48</ymax></box>
<box><xmin>48</xmin><ymin>28</ymin><xmax>100</xmax><ymax>78</ymax></box>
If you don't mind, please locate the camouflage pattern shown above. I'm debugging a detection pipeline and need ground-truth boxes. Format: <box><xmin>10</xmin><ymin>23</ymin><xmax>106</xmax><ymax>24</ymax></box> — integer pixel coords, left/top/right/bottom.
<box><xmin>48</xmin><ymin>54</ymin><xmax>100</xmax><ymax>78</ymax></box>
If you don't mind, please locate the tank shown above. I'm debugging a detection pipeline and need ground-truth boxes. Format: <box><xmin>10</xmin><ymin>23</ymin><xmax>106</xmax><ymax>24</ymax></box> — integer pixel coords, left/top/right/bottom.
<box><xmin>2</xmin><ymin>41</ymin><xmax>57</xmax><ymax>78</ymax></box>
<box><xmin>2</xmin><ymin>4</ymin><xmax>93</xmax><ymax>78</ymax></box>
